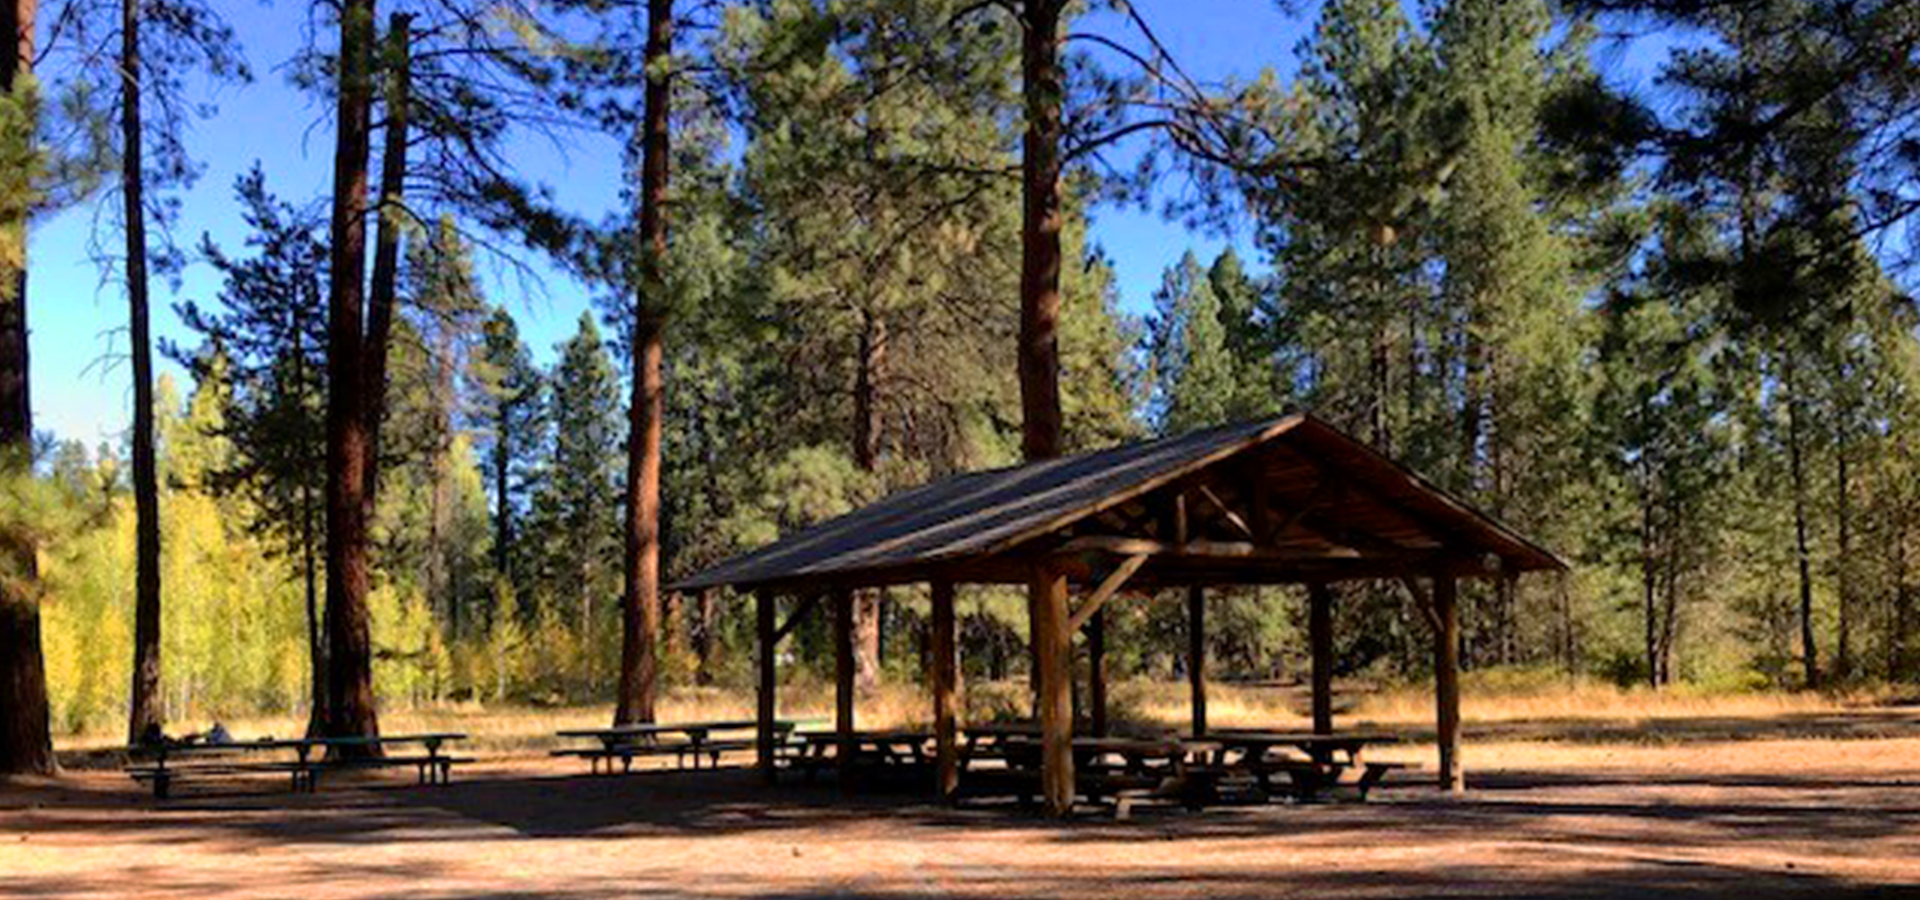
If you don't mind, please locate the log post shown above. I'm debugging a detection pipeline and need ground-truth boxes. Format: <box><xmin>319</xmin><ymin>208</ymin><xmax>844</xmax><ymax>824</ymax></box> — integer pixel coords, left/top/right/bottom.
<box><xmin>1187</xmin><ymin>584</ymin><xmax>1206</xmax><ymax>737</ymax></box>
<box><xmin>1309</xmin><ymin>582</ymin><xmax>1334</xmax><ymax>735</ymax></box>
<box><xmin>1088</xmin><ymin>606</ymin><xmax>1108</xmax><ymax>737</ymax></box>
<box><xmin>931</xmin><ymin>578</ymin><xmax>959</xmax><ymax>800</ymax></box>
<box><xmin>833</xmin><ymin>587</ymin><xmax>856</xmax><ymax>786</ymax></box>
<box><xmin>1033</xmin><ymin>564</ymin><xmax>1075</xmax><ymax>816</ymax></box>
<box><xmin>756</xmin><ymin>589</ymin><xmax>777</xmax><ymax>783</ymax></box>
<box><xmin>1433</xmin><ymin>573</ymin><xmax>1463</xmax><ymax>793</ymax></box>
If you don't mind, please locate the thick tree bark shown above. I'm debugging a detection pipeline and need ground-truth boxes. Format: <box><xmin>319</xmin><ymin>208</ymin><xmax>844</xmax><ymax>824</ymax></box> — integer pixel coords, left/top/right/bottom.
<box><xmin>1019</xmin><ymin>0</ymin><xmax>1072</xmax><ymax>818</ymax></box>
<box><xmin>616</xmin><ymin>0</ymin><xmax>670</xmax><ymax>726</ymax></box>
<box><xmin>322</xmin><ymin>0</ymin><xmax>382</xmax><ymax>749</ymax></box>
<box><xmin>0</xmin><ymin>0</ymin><xmax>55</xmax><ymax>778</ymax></box>
<box><xmin>362</xmin><ymin>13</ymin><xmax>410</xmax><ymax>516</ymax></box>
<box><xmin>122</xmin><ymin>0</ymin><xmax>164</xmax><ymax>745</ymax></box>
<box><xmin>1018</xmin><ymin>0</ymin><xmax>1065</xmax><ymax>464</ymax></box>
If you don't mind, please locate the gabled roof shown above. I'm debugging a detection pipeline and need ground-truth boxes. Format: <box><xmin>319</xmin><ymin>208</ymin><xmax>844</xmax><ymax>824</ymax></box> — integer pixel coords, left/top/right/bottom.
<box><xmin>671</xmin><ymin>413</ymin><xmax>1565</xmax><ymax>593</ymax></box>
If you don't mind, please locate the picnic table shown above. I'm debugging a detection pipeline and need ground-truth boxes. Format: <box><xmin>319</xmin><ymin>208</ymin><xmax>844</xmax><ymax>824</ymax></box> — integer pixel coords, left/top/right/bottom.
<box><xmin>785</xmin><ymin>730</ymin><xmax>934</xmax><ymax>781</ymax></box>
<box><xmin>957</xmin><ymin>722</ymin><xmax>1040</xmax><ymax>773</ymax></box>
<box><xmin>125</xmin><ymin>732</ymin><xmax>470</xmax><ymax>799</ymax></box>
<box><xmin>996</xmin><ymin>734</ymin><xmax>1225</xmax><ymax>816</ymax></box>
<box><xmin>554</xmin><ymin>720</ymin><xmax>790</xmax><ymax>774</ymax></box>
<box><xmin>1207</xmin><ymin>730</ymin><xmax>1411</xmax><ymax>800</ymax></box>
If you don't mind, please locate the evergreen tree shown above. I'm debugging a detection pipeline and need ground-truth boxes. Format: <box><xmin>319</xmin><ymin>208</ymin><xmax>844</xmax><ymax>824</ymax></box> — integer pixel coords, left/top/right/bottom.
<box><xmin>174</xmin><ymin>166</ymin><xmax>330</xmax><ymax>723</ymax></box>
<box><xmin>1148</xmin><ymin>251</ymin><xmax>1238</xmax><ymax>435</ymax></box>
<box><xmin>0</xmin><ymin>0</ymin><xmax>54</xmax><ymax>775</ymax></box>
<box><xmin>534</xmin><ymin>314</ymin><xmax>623</xmax><ymax>683</ymax></box>
<box><xmin>380</xmin><ymin>218</ymin><xmax>487</xmax><ymax>636</ymax></box>
<box><xmin>467</xmin><ymin>305</ymin><xmax>544</xmax><ymax>617</ymax></box>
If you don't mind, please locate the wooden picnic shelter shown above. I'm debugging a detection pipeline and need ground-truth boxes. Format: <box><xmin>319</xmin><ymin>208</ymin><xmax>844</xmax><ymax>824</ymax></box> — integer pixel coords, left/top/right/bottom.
<box><xmin>670</xmin><ymin>413</ymin><xmax>1566</xmax><ymax>814</ymax></box>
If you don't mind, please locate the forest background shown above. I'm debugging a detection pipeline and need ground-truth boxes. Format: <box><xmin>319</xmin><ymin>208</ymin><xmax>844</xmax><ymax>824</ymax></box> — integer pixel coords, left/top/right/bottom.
<box><xmin>12</xmin><ymin>0</ymin><xmax>1920</xmax><ymax>737</ymax></box>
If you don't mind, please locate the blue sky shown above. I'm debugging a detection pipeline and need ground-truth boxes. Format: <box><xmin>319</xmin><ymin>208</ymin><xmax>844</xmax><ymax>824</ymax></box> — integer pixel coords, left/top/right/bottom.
<box><xmin>24</xmin><ymin>0</ymin><xmax>1654</xmax><ymax>448</ymax></box>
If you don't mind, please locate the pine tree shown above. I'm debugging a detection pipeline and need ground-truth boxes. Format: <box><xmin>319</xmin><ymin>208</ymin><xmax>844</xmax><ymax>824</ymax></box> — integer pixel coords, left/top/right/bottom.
<box><xmin>467</xmin><ymin>305</ymin><xmax>544</xmax><ymax>617</ymax></box>
<box><xmin>1148</xmin><ymin>251</ymin><xmax>1238</xmax><ymax>435</ymax></box>
<box><xmin>1</xmin><ymin>0</ymin><xmax>54</xmax><ymax>774</ymax></box>
<box><xmin>175</xmin><ymin>166</ymin><xmax>331</xmax><ymax>724</ymax></box>
<box><xmin>537</xmin><ymin>314</ymin><xmax>622</xmax><ymax>681</ymax></box>
<box><xmin>1205</xmin><ymin>248</ymin><xmax>1276</xmax><ymax>418</ymax></box>
<box><xmin>320</xmin><ymin>0</ymin><xmax>382</xmax><ymax>746</ymax></box>
<box><xmin>381</xmin><ymin>218</ymin><xmax>486</xmax><ymax>636</ymax></box>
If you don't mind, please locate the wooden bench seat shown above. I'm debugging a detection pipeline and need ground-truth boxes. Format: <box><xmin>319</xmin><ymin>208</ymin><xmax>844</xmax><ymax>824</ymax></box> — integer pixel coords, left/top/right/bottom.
<box><xmin>127</xmin><ymin>753</ymin><xmax>472</xmax><ymax>798</ymax></box>
<box><xmin>1263</xmin><ymin>758</ymin><xmax>1418</xmax><ymax>801</ymax></box>
<box><xmin>551</xmin><ymin>741</ymin><xmax>706</xmax><ymax>774</ymax></box>
<box><xmin>304</xmin><ymin>754</ymin><xmax>474</xmax><ymax>789</ymax></box>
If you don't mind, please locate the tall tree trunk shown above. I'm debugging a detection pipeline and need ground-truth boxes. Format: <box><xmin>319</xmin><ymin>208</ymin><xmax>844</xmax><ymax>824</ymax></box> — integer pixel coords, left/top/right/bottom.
<box><xmin>295</xmin><ymin>301</ymin><xmax>327</xmax><ymax>736</ymax></box>
<box><xmin>1460</xmin><ymin>316</ymin><xmax>1484</xmax><ymax>495</ymax></box>
<box><xmin>1018</xmin><ymin>0</ymin><xmax>1065</xmax><ymax>464</ymax></box>
<box><xmin>1834</xmin><ymin>404</ymin><xmax>1851</xmax><ymax>682</ymax></box>
<box><xmin>1019</xmin><ymin>0</ymin><xmax>1070</xmax><ymax>817</ymax></box>
<box><xmin>693</xmin><ymin>588</ymin><xmax>716</xmax><ymax>685</ymax></box>
<box><xmin>492</xmin><ymin>421</ymin><xmax>512</xmax><ymax>591</ymax></box>
<box><xmin>1783</xmin><ymin>354</ymin><xmax>1819</xmax><ymax>690</ymax></box>
<box><xmin>322</xmin><ymin>0</ymin><xmax>382</xmax><ymax>748</ymax></box>
<box><xmin>851</xmin><ymin>310</ymin><xmax>885</xmax><ymax>688</ymax></box>
<box><xmin>362</xmin><ymin>12</ymin><xmax>410</xmax><ymax>514</ymax></box>
<box><xmin>121</xmin><ymin>0</ymin><xmax>164</xmax><ymax>744</ymax></box>
<box><xmin>429</xmin><ymin>320</ymin><xmax>453</xmax><ymax>633</ymax></box>
<box><xmin>302</xmin><ymin>477</ymin><xmax>325</xmax><ymax>733</ymax></box>
<box><xmin>616</xmin><ymin>0</ymin><xmax>670</xmax><ymax>726</ymax></box>
<box><xmin>1890</xmin><ymin>512</ymin><xmax>1910</xmax><ymax>682</ymax></box>
<box><xmin>1640</xmin><ymin>463</ymin><xmax>1659</xmax><ymax>690</ymax></box>
<box><xmin>0</xmin><ymin>0</ymin><xmax>54</xmax><ymax>778</ymax></box>
<box><xmin>1658</xmin><ymin>524</ymin><xmax>1681</xmax><ymax>686</ymax></box>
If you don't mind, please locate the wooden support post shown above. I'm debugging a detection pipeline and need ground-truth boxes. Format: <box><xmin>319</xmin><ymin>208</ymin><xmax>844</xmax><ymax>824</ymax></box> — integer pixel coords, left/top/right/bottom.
<box><xmin>1433</xmin><ymin>574</ymin><xmax>1463</xmax><ymax>794</ymax></box>
<box><xmin>833</xmin><ymin>587</ymin><xmax>856</xmax><ymax>786</ymax></box>
<box><xmin>1033</xmin><ymin>564</ymin><xmax>1075</xmax><ymax>816</ymax></box>
<box><xmin>930</xmin><ymin>578</ymin><xmax>959</xmax><ymax>801</ymax></box>
<box><xmin>756</xmin><ymin>589</ymin><xmax>777</xmax><ymax>783</ymax></box>
<box><xmin>1187</xmin><ymin>584</ymin><xmax>1207</xmax><ymax>737</ymax></box>
<box><xmin>1309</xmin><ymin>582</ymin><xmax>1334</xmax><ymax>735</ymax></box>
<box><xmin>1088</xmin><ymin>607</ymin><xmax>1108</xmax><ymax>737</ymax></box>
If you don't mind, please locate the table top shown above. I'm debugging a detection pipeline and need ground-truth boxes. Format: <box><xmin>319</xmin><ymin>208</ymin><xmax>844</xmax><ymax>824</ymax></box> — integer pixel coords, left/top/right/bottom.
<box><xmin>964</xmin><ymin>722</ymin><xmax>1041</xmax><ymax>737</ymax></box>
<box><xmin>133</xmin><ymin>732</ymin><xmax>466</xmax><ymax>755</ymax></box>
<box><xmin>794</xmin><ymin>729</ymin><xmax>933</xmax><ymax>744</ymax></box>
<box><xmin>1001</xmin><ymin>734</ymin><xmax>1221</xmax><ymax>756</ymax></box>
<box><xmin>1207</xmin><ymin>730</ymin><xmax>1399</xmax><ymax>747</ymax></box>
<box><xmin>556</xmin><ymin>720</ymin><xmax>773</xmax><ymax>739</ymax></box>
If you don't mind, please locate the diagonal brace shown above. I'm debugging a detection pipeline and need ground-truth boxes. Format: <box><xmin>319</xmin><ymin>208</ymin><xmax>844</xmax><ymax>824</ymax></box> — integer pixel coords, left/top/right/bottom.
<box><xmin>772</xmin><ymin>590</ymin><xmax>825</xmax><ymax>645</ymax></box>
<box><xmin>1067</xmin><ymin>553</ymin><xmax>1150</xmax><ymax>634</ymax></box>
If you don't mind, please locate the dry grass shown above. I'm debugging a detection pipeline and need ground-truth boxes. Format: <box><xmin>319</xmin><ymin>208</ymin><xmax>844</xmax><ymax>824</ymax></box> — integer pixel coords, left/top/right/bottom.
<box><xmin>1112</xmin><ymin>676</ymin><xmax>1885</xmax><ymax>731</ymax></box>
<box><xmin>55</xmin><ymin>676</ymin><xmax>1912</xmax><ymax>761</ymax></box>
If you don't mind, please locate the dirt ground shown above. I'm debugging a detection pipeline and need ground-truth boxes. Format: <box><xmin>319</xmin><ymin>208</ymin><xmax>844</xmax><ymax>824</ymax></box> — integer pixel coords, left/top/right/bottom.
<box><xmin>6</xmin><ymin>713</ymin><xmax>1920</xmax><ymax>899</ymax></box>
